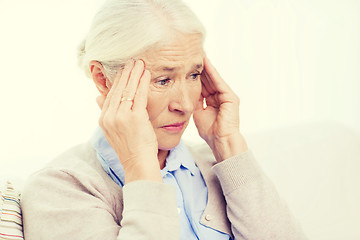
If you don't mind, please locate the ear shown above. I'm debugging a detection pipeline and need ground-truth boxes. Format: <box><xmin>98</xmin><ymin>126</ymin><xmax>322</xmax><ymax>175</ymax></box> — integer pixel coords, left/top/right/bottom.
<box><xmin>89</xmin><ymin>60</ymin><xmax>112</xmax><ymax>96</ymax></box>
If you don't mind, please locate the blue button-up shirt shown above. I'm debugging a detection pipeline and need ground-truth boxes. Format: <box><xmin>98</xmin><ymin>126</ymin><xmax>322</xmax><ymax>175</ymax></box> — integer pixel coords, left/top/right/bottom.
<box><xmin>92</xmin><ymin>127</ymin><xmax>231</xmax><ymax>239</ymax></box>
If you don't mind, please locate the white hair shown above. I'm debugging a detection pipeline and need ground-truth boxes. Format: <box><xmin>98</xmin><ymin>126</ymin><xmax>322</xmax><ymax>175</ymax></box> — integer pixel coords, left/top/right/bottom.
<box><xmin>78</xmin><ymin>0</ymin><xmax>206</xmax><ymax>81</ymax></box>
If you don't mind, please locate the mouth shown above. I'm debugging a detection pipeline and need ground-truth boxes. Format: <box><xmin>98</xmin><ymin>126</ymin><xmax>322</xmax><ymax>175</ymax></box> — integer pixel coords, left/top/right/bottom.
<box><xmin>161</xmin><ymin>121</ymin><xmax>186</xmax><ymax>133</ymax></box>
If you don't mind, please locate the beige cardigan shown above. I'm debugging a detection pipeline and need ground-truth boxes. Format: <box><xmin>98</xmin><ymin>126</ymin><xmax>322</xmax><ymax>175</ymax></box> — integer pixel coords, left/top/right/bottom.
<box><xmin>21</xmin><ymin>141</ymin><xmax>307</xmax><ymax>240</ymax></box>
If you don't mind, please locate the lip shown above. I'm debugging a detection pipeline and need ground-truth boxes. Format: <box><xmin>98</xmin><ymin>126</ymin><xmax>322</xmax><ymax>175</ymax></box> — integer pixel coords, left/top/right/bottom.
<box><xmin>161</xmin><ymin>121</ymin><xmax>186</xmax><ymax>133</ymax></box>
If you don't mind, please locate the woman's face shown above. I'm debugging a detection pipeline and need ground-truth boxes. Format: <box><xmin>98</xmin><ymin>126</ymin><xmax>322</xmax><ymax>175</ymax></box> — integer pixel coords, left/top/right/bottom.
<box><xmin>139</xmin><ymin>34</ymin><xmax>204</xmax><ymax>150</ymax></box>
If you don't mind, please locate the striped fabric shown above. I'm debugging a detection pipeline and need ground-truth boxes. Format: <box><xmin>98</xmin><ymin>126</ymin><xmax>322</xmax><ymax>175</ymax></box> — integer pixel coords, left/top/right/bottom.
<box><xmin>0</xmin><ymin>181</ymin><xmax>23</xmax><ymax>240</ymax></box>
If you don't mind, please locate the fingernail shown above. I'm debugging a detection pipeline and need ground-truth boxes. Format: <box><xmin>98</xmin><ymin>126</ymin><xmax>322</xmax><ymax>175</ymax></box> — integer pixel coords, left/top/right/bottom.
<box><xmin>124</xmin><ymin>59</ymin><xmax>134</xmax><ymax>69</ymax></box>
<box><xmin>136</xmin><ymin>59</ymin><xmax>145</xmax><ymax>67</ymax></box>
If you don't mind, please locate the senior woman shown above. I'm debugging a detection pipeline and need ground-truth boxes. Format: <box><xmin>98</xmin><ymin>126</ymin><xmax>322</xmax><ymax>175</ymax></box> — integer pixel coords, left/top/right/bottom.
<box><xmin>21</xmin><ymin>0</ymin><xmax>307</xmax><ymax>239</ymax></box>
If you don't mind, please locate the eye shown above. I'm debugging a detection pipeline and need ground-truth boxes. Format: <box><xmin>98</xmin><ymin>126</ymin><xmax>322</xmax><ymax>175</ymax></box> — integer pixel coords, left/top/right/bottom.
<box><xmin>155</xmin><ymin>78</ymin><xmax>172</xmax><ymax>86</ymax></box>
<box><xmin>190</xmin><ymin>73</ymin><xmax>201</xmax><ymax>80</ymax></box>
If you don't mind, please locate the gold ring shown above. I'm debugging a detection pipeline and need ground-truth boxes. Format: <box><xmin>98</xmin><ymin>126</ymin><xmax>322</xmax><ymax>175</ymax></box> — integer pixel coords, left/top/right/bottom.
<box><xmin>121</xmin><ymin>97</ymin><xmax>133</xmax><ymax>102</ymax></box>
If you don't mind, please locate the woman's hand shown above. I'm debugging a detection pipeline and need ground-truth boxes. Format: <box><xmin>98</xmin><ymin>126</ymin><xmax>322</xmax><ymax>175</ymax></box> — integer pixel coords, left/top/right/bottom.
<box><xmin>193</xmin><ymin>57</ymin><xmax>248</xmax><ymax>163</ymax></box>
<box><xmin>96</xmin><ymin>60</ymin><xmax>162</xmax><ymax>183</ymax></box>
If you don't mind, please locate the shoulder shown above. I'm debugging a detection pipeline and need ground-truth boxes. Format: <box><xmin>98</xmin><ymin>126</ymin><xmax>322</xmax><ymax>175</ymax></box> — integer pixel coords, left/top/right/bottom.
<box><xmin>26</xmin><ymin>141</ymin><xmax>109</xmax><ymax>184</ymax></box>
<box><xmin>21</xmin><ymin>141</ymin><xmax>121</xmax><ymax>209</ymax></box>
<box><xmin>20</xmin><ymin>142</ymin><xmax>124</xmax><ymax>238</ymax></box>
<box><xmin>46</xmin><ymin>141</ymin><xmax>99</xmax><ymax>171</ymax></box>
<box><xmin>184</xmin><ymin>141</ymin><xmax>216</xmax><ymax>165</ymax></box>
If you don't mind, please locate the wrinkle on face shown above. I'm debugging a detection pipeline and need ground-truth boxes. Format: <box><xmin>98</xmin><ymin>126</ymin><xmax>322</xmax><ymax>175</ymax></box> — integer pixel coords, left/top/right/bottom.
<box><xmin>136</xmin><ymin>33</ymin><xmax>204</xmax><ymax>150</ymax></box>
<box><xmin>142</xmin><ymin>33</ymin><xmax>204</xmax><ymax>77</ymax></box>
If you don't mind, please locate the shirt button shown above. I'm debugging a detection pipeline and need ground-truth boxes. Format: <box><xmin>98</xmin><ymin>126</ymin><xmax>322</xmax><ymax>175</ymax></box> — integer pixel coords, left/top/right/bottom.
<box><xmin>205</xmin><ymin>214</ymin><xmax>213</xmax><ymax>221</ymax></box>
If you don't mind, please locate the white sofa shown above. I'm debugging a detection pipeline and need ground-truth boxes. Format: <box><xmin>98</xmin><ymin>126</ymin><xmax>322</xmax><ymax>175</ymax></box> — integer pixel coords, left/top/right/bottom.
<box><xmin>244</xmin><ymin>121</ymin><xmax>360</xmax><ymax>240</ymax></box>
<box><xmin>1</xmin><ymin>121</ymin><xmax>359</xmax><ymax>239</ymax></box>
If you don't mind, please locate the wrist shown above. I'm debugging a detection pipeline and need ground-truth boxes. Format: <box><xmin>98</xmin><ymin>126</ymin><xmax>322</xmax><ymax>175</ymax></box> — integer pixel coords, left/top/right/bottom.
<box><xmin>210</xmin><ymin>132</ymin><xmax>248</xmax><ymax>163</ymax></box>
<box><xmin>124</xmin><ymin>163</ymin><xmax>163</xmax><ymax>184</ymax></box>
<box><xmin>123</xmin><ymin>155</ymin><xmax>163</xmax><ymax>184</ymax></box>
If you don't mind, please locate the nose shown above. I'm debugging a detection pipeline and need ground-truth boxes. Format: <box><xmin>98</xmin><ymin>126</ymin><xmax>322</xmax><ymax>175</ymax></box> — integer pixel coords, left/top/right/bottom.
<box><xmin>168</xmin><ymin>82</ymin><xmax>194</xmax><ymax>114</ymax></box>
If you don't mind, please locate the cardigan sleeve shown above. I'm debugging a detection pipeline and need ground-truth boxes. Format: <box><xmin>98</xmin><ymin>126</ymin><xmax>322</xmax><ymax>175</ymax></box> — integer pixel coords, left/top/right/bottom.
<box><xmin>21</xmin><ymin>167</ymin><xmax>180</xmax><ymax>240</ymax></box>
<box><xmin>211</xmin><ymin>150</ymin><xmax>308</xmax><ymax>240</ymax></box>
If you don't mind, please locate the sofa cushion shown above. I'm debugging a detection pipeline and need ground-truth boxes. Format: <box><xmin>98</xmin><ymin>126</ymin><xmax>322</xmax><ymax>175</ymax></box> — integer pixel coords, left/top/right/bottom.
<box><xmin>0</xmin><ymin>181</ymin><xmax>24</xmax><ymax>240</ymax></box>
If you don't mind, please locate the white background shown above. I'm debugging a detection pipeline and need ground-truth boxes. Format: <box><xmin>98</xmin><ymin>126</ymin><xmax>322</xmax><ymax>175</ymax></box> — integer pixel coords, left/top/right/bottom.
<box><xmin>0</xmin><ymin>0</ymin><xmax>359</xmax><ymax>175</ymax></box>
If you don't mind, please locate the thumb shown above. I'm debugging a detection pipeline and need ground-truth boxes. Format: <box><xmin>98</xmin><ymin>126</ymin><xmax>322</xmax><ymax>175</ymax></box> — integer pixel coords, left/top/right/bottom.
<box><xmin>96</xmin><ymin>95</ymin><xmax>106</xmax><ymax>110</ymax></box>
<box><xmin>195</xmin><ymin>96</ymin><xmax>205</xmax><ymax>112</ymax></box>
<box><xmin>193</xmin><ymin>96</ymin><xmax>204</xmax><ymax>123</ymax></box>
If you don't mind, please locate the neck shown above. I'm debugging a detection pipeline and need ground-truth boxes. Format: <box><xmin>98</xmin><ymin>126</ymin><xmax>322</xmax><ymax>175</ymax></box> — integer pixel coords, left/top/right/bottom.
<box><xmin>157</xmin><ymin>149</ymin><xmax>169</xmax><ymax>169</ymax></box>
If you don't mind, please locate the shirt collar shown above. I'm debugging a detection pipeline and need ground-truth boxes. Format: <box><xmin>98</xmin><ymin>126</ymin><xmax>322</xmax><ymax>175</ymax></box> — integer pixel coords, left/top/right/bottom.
<box><xmin>162</xmin><ymin>140</ymin><xmax>197</xmax><ymax>176</ymax></box>
<box><xmin>92</xmin><ymin>127</ymin><xmax>197</xmax><ymax>184</ymax></box>
<box><xmin>92</xmin><ymin>127</ymin><xmax>125</xmax><ymax>184</ymax></box>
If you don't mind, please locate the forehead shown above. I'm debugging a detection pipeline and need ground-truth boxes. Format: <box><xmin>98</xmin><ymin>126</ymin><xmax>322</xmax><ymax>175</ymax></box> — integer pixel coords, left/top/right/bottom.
<box><xmin>141</xmin><ymin>34</ymin><xmax>204</xmax><ymax>72</ymax></box>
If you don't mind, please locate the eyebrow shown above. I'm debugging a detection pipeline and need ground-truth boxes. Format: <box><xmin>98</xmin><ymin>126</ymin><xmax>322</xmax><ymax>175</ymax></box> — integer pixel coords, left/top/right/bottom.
<box><xmin>158</xmin><ymin>63</ymin><xmax>203</xmax><ymax>72</ymax></box>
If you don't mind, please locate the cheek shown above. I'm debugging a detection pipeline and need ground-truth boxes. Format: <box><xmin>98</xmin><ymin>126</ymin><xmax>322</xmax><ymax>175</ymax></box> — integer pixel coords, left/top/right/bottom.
<box><xmin>146</xmin><ymin>90</ymin><xmax>170</xmax><ymax>122</ymax></box>
<box><xmin>146</xmin><ymin>80</ymin><xmax>201</xmax><ymax>122</ymax></box>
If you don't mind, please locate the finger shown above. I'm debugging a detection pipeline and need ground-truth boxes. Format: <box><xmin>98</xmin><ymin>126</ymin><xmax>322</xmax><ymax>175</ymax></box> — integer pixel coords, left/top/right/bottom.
<box><xmin>119</xmin><ymin>60</ymin><xmax>145</xmax><ymax>110</ymax></box>
<box><xmin>200</xmin><ymin>81</ymin><xmax>211</xmax><ymax>98</ymax></box>
<box><xmin>194</xmin><ymin>96</ymin><xmax>204</xmax><ymax>111</ymax></box>
<box><xmin>204</xmin><ymin>70</ymin><xmax>217</xmax><ymax>92</ymax></box>
<box><xmin>132</xmin><ymin>69</ymin><xmax>151</xmax><ymax>111</ymax></box>
<box><xmin>201</xmin><ymin>55</ymin><xmax>217</xmax><ymax>93</ymax></box>
<box><xmin>202</xmin><ymin>58</ymin><xmax>217</xmax><ymax>93</ymax></box>
<box><xmin>200</xmin><ymin>71</ymin><xmax>216</xmax><ymax>95</ymax></box>
<box><xmin>107</xmin><ymin>59</ymin><xmax>135</xmax><ymax>112</ymax></box>
<box><xmin>204</xmin><ymin>57</ymin><xmax>232</xmax><ymax>93</ymax></box>
<box><xmin>124</xmin><ymin>60</ymin><xmax>145</xmax><ymax>97</ymax></box>
<box><xmin>96</xmin><ymin>95</ymin><xmax>106</xmax><ymax>109</ymax></box>
<box><xmin>204</xmin><ymin>94</ymin><xmax>218</xmax><ymax>108</ymax></box>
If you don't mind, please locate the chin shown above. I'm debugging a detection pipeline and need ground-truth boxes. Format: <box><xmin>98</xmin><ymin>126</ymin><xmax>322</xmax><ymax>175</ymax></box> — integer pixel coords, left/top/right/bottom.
<box><xmin>157</xmin><ymin>135</ymin><xmax>182</xmax><ymax>150</ymax></box>
<box><xmin>156</xmin><ymin>128</ymin><xmax>186</xmax><ymax>151</ymax></box>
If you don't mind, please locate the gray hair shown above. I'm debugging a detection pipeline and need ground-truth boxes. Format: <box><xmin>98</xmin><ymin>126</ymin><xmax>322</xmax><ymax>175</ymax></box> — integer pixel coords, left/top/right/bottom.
<box><xmin>77</xmin><ymin>0</ymin><xmax>206</xmax><ymax>81</ymax></box>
